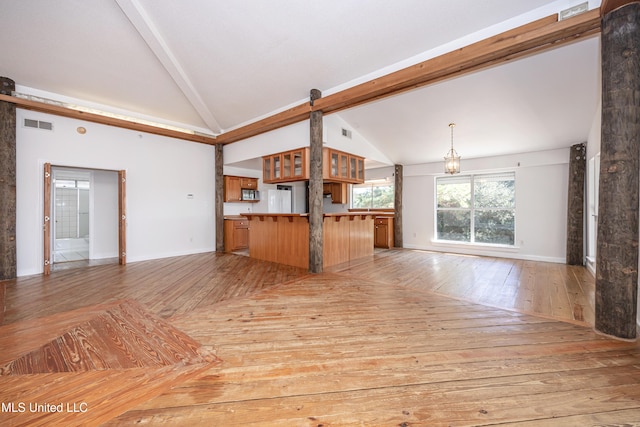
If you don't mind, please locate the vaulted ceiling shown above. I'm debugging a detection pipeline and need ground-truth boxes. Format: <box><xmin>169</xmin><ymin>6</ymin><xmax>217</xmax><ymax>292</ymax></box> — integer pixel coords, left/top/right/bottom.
<box><xmin>1</xmin><ymin>0</ymin><xmax>601</xmax><ymax>167</ymax></box>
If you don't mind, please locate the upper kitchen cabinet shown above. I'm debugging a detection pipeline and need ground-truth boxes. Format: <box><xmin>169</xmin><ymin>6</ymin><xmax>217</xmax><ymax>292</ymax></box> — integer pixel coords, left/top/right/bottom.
<box><xmin>224</xmin><ymin>175</ymin><xmax>259</xmax><ymax>202</ymax></box>
<box><xmin>263</xmin><ymin>148</ymin><xmax>308</xmax><ymax>184</ymax></box>
<box><xmin>263</xmin><ymin>147</ymin><xmax>364</xmax><ymax>184</ymax></box>
<box><xmin>323</xmin><ymin>148</ymin><xmax>365</xmax><ymax>184</ymax></box>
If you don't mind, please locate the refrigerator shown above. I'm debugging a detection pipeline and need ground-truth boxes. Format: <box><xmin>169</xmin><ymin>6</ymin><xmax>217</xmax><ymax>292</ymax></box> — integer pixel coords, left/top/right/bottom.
<box><xmin>267</xmin><ymin>189</ymin><xmax>292</xmax><ymax>213</ymax></box>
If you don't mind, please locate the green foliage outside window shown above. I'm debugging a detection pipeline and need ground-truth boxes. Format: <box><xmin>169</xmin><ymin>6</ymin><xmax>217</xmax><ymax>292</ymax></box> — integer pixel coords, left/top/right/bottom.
<box><xmin>436</xmin><ymin>173</ymin><xmax>515</xmax><ymax>245</ymax></box>
<box><xmin>352</xmin><ymin>183</ymin><xmax>394</xmax><ymax>209</ymax></box>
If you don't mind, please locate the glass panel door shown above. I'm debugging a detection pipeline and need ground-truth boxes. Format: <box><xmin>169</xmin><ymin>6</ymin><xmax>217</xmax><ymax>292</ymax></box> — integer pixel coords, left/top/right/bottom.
<box><xmin>273</xmin><ymin>155</ymin><xmax>281</xmax><ymax>179</ymax></box>
<box><xmin>350</xmin><ymin>157</ymin><xmax>356</xmax><ymax>180</ymax></box>
<box><xmin>263</xmin><ymin>157</ymin><xmax>272</xmax><ymax>181</ymax></box>
<box><xmin>283</xmin><ymin>152</ymin><xmax>292</xmax><ymax>178</ymax></box>
<box><xmin>293</xmin><ymin>150</ymin><xmax>303</xmax><ymax>177</ymax></box>
<box><xmin>331</xmin><ymin>151</ymin><xmax>339</xmax><ymax>178</ymax></box>
<box><xmin>340</xmin><ymin>153</ymin><xmax>348</xmax><ymax>178</ymax></box>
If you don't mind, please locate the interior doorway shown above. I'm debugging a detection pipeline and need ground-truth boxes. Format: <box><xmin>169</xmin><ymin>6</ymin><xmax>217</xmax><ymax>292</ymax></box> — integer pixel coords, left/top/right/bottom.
<box><xmin>52</xmin><ymin>167</ymin><xmax>91</xmax><ymax>266</ymax></box>
<box><xmin>44</xmin><ymin>165</ymin><xmax>122</xmax><ymax>273</ymax></box>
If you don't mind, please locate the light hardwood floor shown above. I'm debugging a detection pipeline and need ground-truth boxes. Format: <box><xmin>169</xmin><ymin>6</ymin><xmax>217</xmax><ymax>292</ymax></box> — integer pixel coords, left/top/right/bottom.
<box><xmin>2</xmin><ymin>249</ymin><xmax>639</xmax><ymax>426</ymax></box>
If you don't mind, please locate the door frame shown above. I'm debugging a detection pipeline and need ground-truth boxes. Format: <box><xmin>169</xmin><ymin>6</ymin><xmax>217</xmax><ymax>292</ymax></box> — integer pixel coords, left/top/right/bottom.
<box><xmin>43</xmin><ymin>163</ymin><xmax>127</xmax><ymax>275</ymax></box>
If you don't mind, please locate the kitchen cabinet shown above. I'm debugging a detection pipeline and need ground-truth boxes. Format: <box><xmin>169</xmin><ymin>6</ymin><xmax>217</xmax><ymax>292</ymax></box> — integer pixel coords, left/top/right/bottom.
<box><xmin>263</xmin><ymin>147</ymin><xmax>364</xmax><ymax>184</ymax></box>
<box><xmin>374</xmin><ymin>216</ymin><xmax>394</xmax><ymax>248</ymax></box>
<box><xmin>263</xmin><ymin>148</ymin><xmax>308</xmax><ymax>184</ymax></box>
<box><xmin>224</xmin><ymin>175</ymin><xmax>259</xmax><ymax>202</ymax></box>
<box><xmin>224</xmin><ymin>176</ymin><xmax>242</xmax><ymax>202</ymax></box>
<box><xmin>323</xmin><ymin>182</ymin><xmax>347</xmax><ymax>204</ymax></box>
<box><xmin>224</xmin><ymin>218</ymin><xmax>249</xmax><ymax>252</ymax></box>
<box><xmin>323</xmin><ymin>148</ymin><xmax>365</xmax><ymax>184</ymax></box>
<box><xmin>240</xmin><ymin>177</ymin><xmax>257</xmax><ymax>189</ymax></box>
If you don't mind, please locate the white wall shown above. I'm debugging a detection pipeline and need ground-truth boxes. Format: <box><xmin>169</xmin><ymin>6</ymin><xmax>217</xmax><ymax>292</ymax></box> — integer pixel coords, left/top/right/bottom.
<box><xmin>224</xmin><ymin>121</ymin><xmax>310</xmax><ymax>165</ymax></box>
<box><xmin>323</xmin><ymin>115</ymin><xmax>393</xmax><ymax>166</ymax></box>
<box><xmin>91</xmin><ymin>170</ymin><xmax>118</xmax><ymax>259</ymax></box>
<box><xmin>16</xmin><ymin>110</ymin><xmax>216</xmax><ymax>276</ymax></box>
<box><xmin>402</xmin><ymin>148</ymin><xmax>569</xmax><ymax>263</ymax></box>
<box><xmin>222</xmin><ymin>116</ymin><xmax>571</xmax><ymax>263</ymax></box>
<box><xmin>223</xmin><ymin>114</ymin><xmax>393</xmax><ymax>170</ymax></box>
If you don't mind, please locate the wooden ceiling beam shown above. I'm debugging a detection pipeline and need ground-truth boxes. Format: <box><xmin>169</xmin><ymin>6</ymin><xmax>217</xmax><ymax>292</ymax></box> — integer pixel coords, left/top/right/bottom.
<box><xmin>0</xmin><ymin>94</ymin><xmax>218</xmax><ymax>145</ymax></box>
<box><xmin>2</xmin><ymin>9</ymin><xmax>602</xmax><ymax>146</ymax></box>
<box><xmin>215</xmin><ymin>103</ymin><xmax>312</xmax><ymax>144</ymax></box>
<box><xmin>314</xmin><ymin>10</ymin><xmax>601</xmax><ymax>115</ymax></box>
<box><xmin>217</xmin><ymin>9</ymin><xmax>601</xmax><ymax>144</ymax></box>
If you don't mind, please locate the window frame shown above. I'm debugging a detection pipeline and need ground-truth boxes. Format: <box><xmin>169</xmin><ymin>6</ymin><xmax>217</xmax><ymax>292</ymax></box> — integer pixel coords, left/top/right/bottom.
<box><xmin>351</xmin><ymin>180</ymin><xmax>395</xmax><ymax>210</ymax></box>
<box><xmin>435</xmin><ymin>172</ymin><xmax>516</xmax><ymax>247</ymax></box>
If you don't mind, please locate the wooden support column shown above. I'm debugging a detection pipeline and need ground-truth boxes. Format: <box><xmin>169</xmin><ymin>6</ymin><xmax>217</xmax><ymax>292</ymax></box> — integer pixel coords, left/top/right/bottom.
<box><xmin>309</xmin><ymin>89</ymin><xmax>323</xmax><ymax>273</ymax></box>
<box><xmin>595</xmin><ymin>0</ymin><xmax>640</xmax><ymax>340</ymax></box>
<box><xmin>215</xmin><ymin>144</ymin><xmax>224</xmax><ymax>252</ymax></box>
<box><xmin>394</xmin><ymin>164</ymin><xmax>403</xmax><ymax>248</ymax></box>
<box><xmin>0</xmin><ymin>77</ymin><xmax>16</xmax><ymax>280</ymax></box>
<box><xmin>566</xmin><ymin>143</ymin><xmax>586</xmax><ymax>265</ymax></box>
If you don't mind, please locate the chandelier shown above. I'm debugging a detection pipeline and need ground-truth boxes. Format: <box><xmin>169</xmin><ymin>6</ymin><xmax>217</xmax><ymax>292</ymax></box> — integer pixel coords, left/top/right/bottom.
<box><xmin>444</xmin><ymin>123</ymin><xmax>461</xmax><ymax>174</ymax></box>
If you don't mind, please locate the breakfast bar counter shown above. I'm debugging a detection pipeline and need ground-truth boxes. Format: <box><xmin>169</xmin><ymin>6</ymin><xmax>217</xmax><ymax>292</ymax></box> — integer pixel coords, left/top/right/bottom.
<box><xmin>241</xmin><ymin>212</ymin><xmax>377</xmax><ymax>269</ymax></box>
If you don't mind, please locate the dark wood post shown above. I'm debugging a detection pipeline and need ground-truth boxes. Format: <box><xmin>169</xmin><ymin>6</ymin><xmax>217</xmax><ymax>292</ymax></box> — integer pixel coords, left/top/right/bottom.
<box><xmin>595</xmin><ymin>0</ymin><xmax>640</xmax><ymax>340</ymax></box>
<box><xmin>215</xmin><ymin>144</ymin><xmax>225</xmax><ymax>252</ymax></box>
<box><xmin>394</xmin><ymin>164</ymin><xmax>403</xmax><ymax>248</ymax></box>
<box><xmin>566</xmin><ymin>143</ymin><xmax>586</xmax><ymax>265</ymax></box>
<box><xmin>309</xmin><ymin>89</ymin><xmax>323</xmax><ymax>273</ymax></box>
<box><xmin>0</xmin><ymin>77</ymin><xmax>16</xmax><ymax>280</ymax></box>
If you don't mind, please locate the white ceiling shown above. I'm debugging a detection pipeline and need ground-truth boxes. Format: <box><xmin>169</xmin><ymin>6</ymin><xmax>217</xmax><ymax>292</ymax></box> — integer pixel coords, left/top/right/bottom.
<box><xmin>1</xmin><ymin>0</ymin><xmax>601</xmax><ymax>167</ymax></box>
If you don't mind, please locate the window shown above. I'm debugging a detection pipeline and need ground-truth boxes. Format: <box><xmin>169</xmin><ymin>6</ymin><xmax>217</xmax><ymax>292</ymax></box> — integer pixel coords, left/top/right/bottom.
<box><xmin>352</xmin><ymin>181</ymin><xmax>394</xmax><ymax>209</ymax></box>
<box><xmin>436</xmin><ymin>172</ymin><xmax>515</xmax><ymax>245</ymax></box>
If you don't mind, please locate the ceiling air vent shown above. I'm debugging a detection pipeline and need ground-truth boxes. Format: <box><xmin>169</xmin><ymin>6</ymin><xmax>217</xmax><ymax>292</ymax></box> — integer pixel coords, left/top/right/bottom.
<box><xmin>559</xmin><ymin>2</ymin><xmax>588</xmax><ymax>20</ymax></box>
<box><xmin>24</xmin><ymin>118</ymin><xmax>54</xmax><ymax>131</ymax></box>
<box><xmin>341</xmin><ymin>128</ymin><xmax>352</xmax><ymax>139</ymax></box>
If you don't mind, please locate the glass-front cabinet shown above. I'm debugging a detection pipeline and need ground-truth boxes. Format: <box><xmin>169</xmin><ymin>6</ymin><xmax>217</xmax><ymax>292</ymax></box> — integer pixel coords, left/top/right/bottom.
<box><xmin>263</xmin><ymin>148</ymin><xmax>309</xmax><ymax>184</ymax></box>
<box><xmin>263</xmin><ymin>147</ymin><xmax>364</xmax><ymax>184</ymax></box>
<box><xmin>283</xmin><ymin>152</ymin><xmax>292</xmax><ymax>179</ymax></box>
<box><xmin>263</xmin><ymin>157</ymin><xmax>272</xmax><ymax>182</ymax></box>
<box><xmin>323</xmin><ymin>148</ymin><xmax>365</xmax><ymax>184</ymax></box>
<box><xmin>330</xmin><ymin>151</ymin><xmax>339</xmax><ymax>178</ymax></box>
<box><xmin>350</xmin><ymin>157</ymin><xmax>357</xmax><ymax>181</ymax></box>
<box><xmin>293</xmin><ymin>150</ymin><xmax>304</xmax><ymax>176</ymax></box>
<box><xmin>356</xmin><ymin>158</ymin><xmax>364</xmax><ymax>181</ymax></box>
<box><xmin>273</xmin><ymin>154</ymin><xmax>281</xmax><ymax>180</ymax></box>
<box><xmin>340</xmin><ymin>153</ymin><xmax>349</xmax><ymax>179</ymax></box>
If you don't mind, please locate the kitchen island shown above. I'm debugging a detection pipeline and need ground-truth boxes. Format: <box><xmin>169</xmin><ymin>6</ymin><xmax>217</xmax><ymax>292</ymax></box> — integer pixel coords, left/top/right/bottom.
<box><xmin>241</xmin><ymin>212</ymin><xmax>377</xmax><ymax>269</ymax></box>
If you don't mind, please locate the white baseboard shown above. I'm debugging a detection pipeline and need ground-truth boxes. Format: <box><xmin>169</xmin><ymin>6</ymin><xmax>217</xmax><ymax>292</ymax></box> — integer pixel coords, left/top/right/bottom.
<box><xmin>402</xmin><ymin>243</ymin><xmax>565</xmax><ymax>264</ymax></box>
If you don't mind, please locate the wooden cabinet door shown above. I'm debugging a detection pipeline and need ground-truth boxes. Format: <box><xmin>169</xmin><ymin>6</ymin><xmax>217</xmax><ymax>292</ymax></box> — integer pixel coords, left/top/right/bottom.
<box><xmin>330</xmin><ymin>150</ymin><xmax>339</xmax><ymax>178</ymax></box>
<box><xmin>374</xmin><ymin>222</ymin><xmax>388</xmax><ymax>248</ymax></box>
<box><xmin>340</xmin><ymin>152</ymin><xmax>349</xmax><ymax>179</ymax></box>
<box><xmin>331</xmin><ymin>183</ymin><xmax>347</xmax><ymax>204</ymax></box>
<box><xmin>282</xmin><ymin>152</ymin><xmax>292</xmax><ymax>179</ymax></box>
<box><xmin>349</xmin><ymin>156</ymin><xmax>357</xmax><ymax>181</ymax></box>
<box><xmin>374</xmin><ymin>217</ymin><xmax>393</xmax><ymax>248</ymax></box>
<box><xmin>240</xmin><ymin>177</ymin><xmax>257</xmax><ymax>189</ymax></box>
<box><xmin>292</xmin><ymin>149</ymin><xmax>305</xmax><ymax>179</ymax></box>
<box><xmin>357</xmin><ymin>158</ymin><xmax>365</xmax><ymax>182</ymax></box>
<box><xmin>235</xmin><ymin>226</ymin><xmax>249</xmax><ymax>248</ymax></box>
<box><xmin>263</xmin><ymin>157</ymin><xmax>272</xmax><ymax>182</ymax></box>
<box><xmin>273</xmin><ymin>154</ymin><xmax>282</xmax><ymax>180</ymax></box>
<box><xmin>224</xmin><ymin>176</ymin><xmax>241</xmax><ymax>202</ymax></box>
<box><xmin>224</xmin><ymin>219</ymin><xmax>249</xmax><ymax>251</ymax></box>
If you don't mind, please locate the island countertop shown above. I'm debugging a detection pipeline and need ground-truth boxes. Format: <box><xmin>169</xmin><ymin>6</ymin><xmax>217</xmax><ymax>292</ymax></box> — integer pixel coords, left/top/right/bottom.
<box><xmin>241</xmin><ymin>211</ymin><xmax>390</xmax><ymax>219</ymax></box>
<box><xmin>240</xmin><ymin>212</ymin><xmax>378</xmax><ymax>268</ymax></box>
